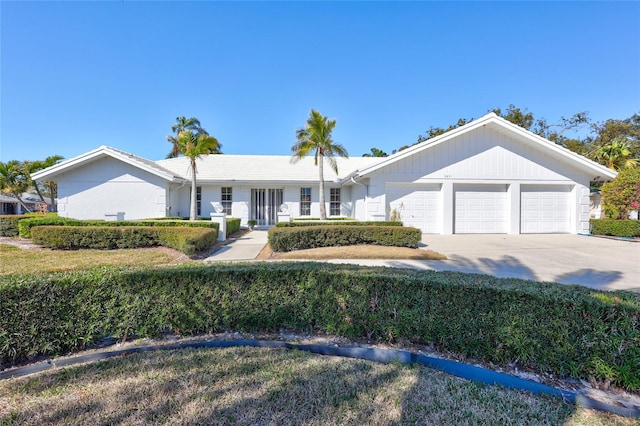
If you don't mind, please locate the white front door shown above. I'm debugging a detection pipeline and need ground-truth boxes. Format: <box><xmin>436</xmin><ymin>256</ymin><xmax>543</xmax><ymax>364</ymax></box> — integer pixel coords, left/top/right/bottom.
<box><xmin>521</xmin><ymin>185</ymin><xmax>571</xmax><ymax>233</ymax></box>
<box><xmin>251</xmin><ymin>188</ymin><xmax>283</xmax><ymax>226</ymax></box>
<box><xmin>455</xmin><ymin>185</ymin><xmax>508</xmax><ymax>234</ymax></box>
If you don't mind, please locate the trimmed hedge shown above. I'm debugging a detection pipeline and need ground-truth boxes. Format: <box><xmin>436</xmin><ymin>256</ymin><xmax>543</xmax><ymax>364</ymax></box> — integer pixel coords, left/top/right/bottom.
<box><xmin>18</xmin><ymin>217</ymin><xmax>219</xmax><ymax>238</ymax></box>
<box><xmin>268</xmin><ymin>225</ymin><xmax>421</xmax><ymax>252</ymax></box>
<box><xmin>590</xmin><ymin>219</ymin><xmax>640</xmax><ymax>237</ymax></box>
<box><xmin>276</xmin><ymin>221</ymin><xmax>403</xmax><ymax>228</ymax></box>
<box><xmin>31</xmin><ymin>226</ymin><xmax>217</xmax><ymax>255</ymax></box>
<box><xmin>226</xmin><ymin>218</ymin><xmax>241</xmax><ymax>235</ymax></box>
<box><xmin>0</xmin><ymin>263</ymin><xmax>638</xmax><ymax>390</ymax></box>
<box><xmin>0</xmin><ymin>213</ymin><xmax>57</xmax><ymax>237</ymax></box>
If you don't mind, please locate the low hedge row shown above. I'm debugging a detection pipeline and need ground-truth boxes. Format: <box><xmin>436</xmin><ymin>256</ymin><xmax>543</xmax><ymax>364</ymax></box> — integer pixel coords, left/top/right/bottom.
<box><xmin>18</xmin><ymin>217</ymin><xmax>219</xmax><ymax>238</ymax></box>
<box><xmin>226</xmin><ymin>218</ymin><xmax>241</xmax><ymax>235</ymax></box>
<box><xmin>0</xmin><ymin>213</ymin><xmax>57</xmax><ymax>237</ymax></box>
<box><xmin>590</xmin><ymin>219</ymin><xmax>640</xmax><ymax>237</ymax></box>
<box><xmin>0</xmin><ymin>263</ymin><xmax>638</xmax><ymax>390</ymax></box>
<box><xmin>268</xmin><ymin>225</ymin><xmax>421</xmax><ymax>252</ymax></box>
<box><xmin>31</xmin><ymin>226</ymin><xmax>217</xmax><ymax>255</ymax></box>
<box><xmin>276</xmin><ymin>221</ymin><xmax>403</xmax><ymax>228</ymax></box>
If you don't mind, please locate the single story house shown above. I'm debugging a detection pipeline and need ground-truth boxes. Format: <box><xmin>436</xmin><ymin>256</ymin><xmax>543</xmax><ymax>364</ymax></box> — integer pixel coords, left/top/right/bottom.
<box><xmin>0</xmin><ymin>193</ymin><xmax>46</xmax><ymax>215</ymax></box>
<box><xmin>32</xmin><ymin>113</ymin><xmax>616</xmax><ymax>234</ymax></box>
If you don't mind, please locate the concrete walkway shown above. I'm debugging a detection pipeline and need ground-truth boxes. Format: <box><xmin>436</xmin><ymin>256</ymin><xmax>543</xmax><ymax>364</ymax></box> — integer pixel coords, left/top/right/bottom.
<box><xmin>204</xmin><ymin>229</ymin><xmax>268</xmax><ymax>261</ymax></box>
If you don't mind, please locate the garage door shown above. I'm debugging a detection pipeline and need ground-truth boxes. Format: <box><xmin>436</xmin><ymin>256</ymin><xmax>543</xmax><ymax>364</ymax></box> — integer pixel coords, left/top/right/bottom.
<box><xmin>455</xmin><ymin>185</ymin><xmax>507</xmax><ymax>233</ymax></box>
<box><xmin>521</xmin><ymin>185</ymin><xmax>571</xmax><ymax>233</ymax></box>
<box><xmin>386</xmin><ymin>184</ymin><xmax>441</xmax><ymax>233</ymax></box>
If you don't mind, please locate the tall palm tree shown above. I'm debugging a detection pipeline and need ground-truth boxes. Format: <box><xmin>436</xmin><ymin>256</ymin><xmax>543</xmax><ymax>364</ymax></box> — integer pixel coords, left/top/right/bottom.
<box><xmin>291</xmin><ymin>109</ymin><xmax>349</xmax><ymax>220</ymax></box>
<box><xmin>178</xmin><ymin>130</ymin><xmax>221</xmax><ymax>220</ymax></box>
<box><xmin>0</xmin><ymin>160</ymin><xmax>31</xmax><ymax>212</ymax></box>
<box><xmin>166</xmin><ymin>116</ymin><xmax>207</xmax><ymax>159</ymax></box>
<box><xmin>594</xmin><ymin>139</ymin><xmax>639</xmax><ymax>171</ymax></box>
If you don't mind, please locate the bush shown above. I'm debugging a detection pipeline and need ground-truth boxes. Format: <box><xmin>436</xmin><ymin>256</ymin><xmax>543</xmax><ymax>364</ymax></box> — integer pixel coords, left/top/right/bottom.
<box><xmin>601</xmin><ymin>168</ymin><xmax>640</xmax><ymax>219</ymax></box>
<box><xmin>276</xmin><ymin>221</ymin><xmax>403</xmax><ymax>228</ymax></box>
<box><xmin>31</xmin><ymin>226</ymin><xmax>217</xmax><ymax>255</ymax></box>
<box><xmin>0</xmin><ymin>215</ymin><xmax>22</xmax><ymax>237</ymax></box>
<box><xmin>590</xmin><ymin>219</ymin><xmax>640</xmax><ymax>237</ymax></box>
<box><xmin>226</xmin><ymin>218</ymin><xmax>241</xmax><ymax>235</ymax></box>
<box><xmin>268</xmin><ymin>226</ymin><xmax>421</xmax><ymax>252</ymax></box>
<box><xmin>18</xmin><ymin>217</ymin><xmax>219</xmax><ymax>238</ymax></box>
<box><xmin>0</xmin><ymin>263</ymin><xmax>638</xmax><ymax>390</ymax></box>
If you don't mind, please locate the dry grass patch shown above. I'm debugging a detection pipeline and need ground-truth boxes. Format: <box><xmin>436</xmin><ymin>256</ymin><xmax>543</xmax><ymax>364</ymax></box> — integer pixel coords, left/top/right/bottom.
<box><xmin>258</xmin><ymin>244</ymin><xmax>446</xmax><ymax>260</ymax></box>
<box><xmin>0</xmin><ymin>244</ymin><xmax>187</xmax><ymax>275</ymax></box>
<box><xmin>1</xmin><ymin>346</ymin><xmax>632</xmax><ymax>425</ymax></box>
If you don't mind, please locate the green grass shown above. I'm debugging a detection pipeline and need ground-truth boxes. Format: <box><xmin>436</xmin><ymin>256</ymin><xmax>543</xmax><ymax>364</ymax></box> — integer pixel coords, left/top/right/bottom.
<box><xmin>1</xmin><ymin>346</ymin><xmax>633</xmax><ymax>425</ymax></box>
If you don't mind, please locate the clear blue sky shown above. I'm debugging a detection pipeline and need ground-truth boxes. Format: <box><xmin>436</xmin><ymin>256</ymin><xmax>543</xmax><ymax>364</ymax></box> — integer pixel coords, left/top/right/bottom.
<box><xmin>1</xmin><ymin>1</ymin><xmax>639</xmax><ymax>163</ymax></box>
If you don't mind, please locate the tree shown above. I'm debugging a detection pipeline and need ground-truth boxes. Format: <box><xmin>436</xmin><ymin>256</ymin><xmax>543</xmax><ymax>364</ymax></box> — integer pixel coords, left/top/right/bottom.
<box><xmin>166</xmin><ymin>116</ymin><xmax>214</xmax><ymax>159</ymax></box>
<box><xmin>593</xmin><ymin>139</ymin><xmax>638</xmax><ymax>171</ymax></box>
<box><xmin>22</xmin><ymin>155</ymin><xmax>64</xmax><ymax>211</ymax></box>
<box><xmin>291</xmin><ymin>109</ymin><xmax>349</xmax><ymax>220</ymax></box>
<box><xmin>178</xmin><ymin>130</ymin><xmax>221</xmax><ymax>220</ymax></box>
<box><xmin>0</xmin><ymin>160</ymin><xmax>31</xmax><ymax>212</ymax></box>
<box><xmin>600</xmin><ymin>168</ymin><xmax>640</xmax><ymax>219</ymax></box>
<box><xmin>587</xmin><ymin>114</ymin><xmax>640</xmax><ymax>161</ymax></box>
<box><xmin>363</xmin><ymin>147</ymin><xmax>388</xmax><ymax>157</ymax></box>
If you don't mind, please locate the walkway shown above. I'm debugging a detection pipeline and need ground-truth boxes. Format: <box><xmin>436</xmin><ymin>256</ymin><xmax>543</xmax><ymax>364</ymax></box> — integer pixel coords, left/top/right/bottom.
<box><xmin>204</xmin><ymin>229</ymin><xmax>268</xmax><ymax>261</ymax></box>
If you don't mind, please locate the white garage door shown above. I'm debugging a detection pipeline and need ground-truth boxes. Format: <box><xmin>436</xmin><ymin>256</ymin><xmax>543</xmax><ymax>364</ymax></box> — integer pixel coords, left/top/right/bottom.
<box><xmin>521</xmin><ymin>185</ymin><xmax>571</xmax><ymax>233</ymax></box>
<box><xmin>386</xmin><ymin>184</ymin><xmax>441</xmax><ymax>233</ymax></box>
<box><xmin>455</xmin><ymin>185</ymin><xmax>507</xmax><ymax>234</ymax></box>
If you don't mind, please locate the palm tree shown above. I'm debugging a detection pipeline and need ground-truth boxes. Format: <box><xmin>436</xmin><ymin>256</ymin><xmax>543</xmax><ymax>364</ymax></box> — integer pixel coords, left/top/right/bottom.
<box><xmin>363</xmin><ymin>147</ymin><xmax>388</xmax><ymax>157</ymax></box>
<box><xmin>291</xmin><ymin>109</ymin><xmax>349</xmax><ymax>220</ymax></box>
<box><xmin>0</xmin><ymin>160</ymin><xmax>31</xmax><ymax>212</ymax></box>
<box><xmin>166</xmin><ymin>116</ymin><xmax>208</xmax><ymax>159</ymax></box>
<box><xmin>593</xmin><ymin>139</ymin><xmax>639</xmax><ymax>171</ymax></box>
<box><xmin>178</xmin><ymin>130</ymin><xmax>221</xmax><ymax>220</ymax></box>
<box><xmin>22</xmin><ymin>155</ymin><xmax>64</xmax><ymax>210</ymax></box>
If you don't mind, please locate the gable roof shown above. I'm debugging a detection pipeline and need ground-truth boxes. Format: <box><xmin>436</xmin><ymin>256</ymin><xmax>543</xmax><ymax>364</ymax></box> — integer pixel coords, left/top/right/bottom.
<box><xmin>31</xmin><ymin>145</ymin><xmax>187</xmax><ymax>183</ymax></box>
<box><xmin>351</xmin><ymin>113</ymin><xmax>617</xmax><ymax>181</ymax></box>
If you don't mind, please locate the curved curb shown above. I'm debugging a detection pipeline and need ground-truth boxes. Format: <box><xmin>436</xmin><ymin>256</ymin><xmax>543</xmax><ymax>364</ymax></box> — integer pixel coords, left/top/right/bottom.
<box><xmin>2</xmin><ymin>339</ymin><xmax>638</xmax><ymax>419</ymax></box>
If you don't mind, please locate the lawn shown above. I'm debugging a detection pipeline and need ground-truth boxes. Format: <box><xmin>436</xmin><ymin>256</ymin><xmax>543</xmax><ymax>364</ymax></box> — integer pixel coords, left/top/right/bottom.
<box><xmin>0</xmin><ymin>346</ymin><xmax>633</xmax><ymax>426</ymax></box>
<box><xmin>0</xmin><ymin>244</ymin><xmax>187</xmax><ymax>275</ymax></box>
<box><xmin>257</xmin><ymin>243</ymin><xmax>447</xmax><ymax>260</ymax></box>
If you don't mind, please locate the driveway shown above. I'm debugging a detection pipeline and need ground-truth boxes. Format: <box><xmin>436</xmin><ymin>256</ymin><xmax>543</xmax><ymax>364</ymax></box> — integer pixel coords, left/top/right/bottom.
<box><xmin>332</xmin><ymin>234</ymin><xmax>640</xmax><ymax>293</ymax></box>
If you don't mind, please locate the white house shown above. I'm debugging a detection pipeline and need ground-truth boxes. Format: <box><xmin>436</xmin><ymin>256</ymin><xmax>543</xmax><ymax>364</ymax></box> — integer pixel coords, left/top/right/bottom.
<box><xmin>32</xmin><ymin>113</ymin><xmax>616</xmax><ymax>234</ymax></box>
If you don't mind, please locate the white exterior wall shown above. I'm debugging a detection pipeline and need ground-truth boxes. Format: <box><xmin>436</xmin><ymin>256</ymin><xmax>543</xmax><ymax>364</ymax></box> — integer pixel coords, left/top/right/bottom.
<box><xmin>56</xmin><ymin>157</ymin><xmax>169</xmax><ymax>220</ymax></box>
<box><xmin>363</xmin><ymin>126</ymin><xmax>594</xmax><ymax>234</ymax></box>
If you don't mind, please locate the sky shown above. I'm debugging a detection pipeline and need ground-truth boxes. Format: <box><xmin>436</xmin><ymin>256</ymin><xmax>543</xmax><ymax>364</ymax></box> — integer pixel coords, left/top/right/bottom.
<box><xmin>1</xmin><ymin>1</ymin><xmax>639</xmax><ymax>163</ymax></box>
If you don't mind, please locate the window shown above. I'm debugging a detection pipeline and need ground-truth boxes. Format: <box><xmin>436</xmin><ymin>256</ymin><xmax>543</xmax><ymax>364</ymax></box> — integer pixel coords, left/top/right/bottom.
<box><xmin>221</xmin><ymin>187</ymin><xmax>232</xmax><ymax>215</ymax></box>
<box><xmin>196</xmin><ymin>187</ymin><xmax>202</xmax><ymax>216</ymax></box>
<box><xmin>330</xmin><ymin>188</ymin><xmax>341</xmax><ymax>216</ymax></box>
<box><xmin>300</xmin><ymin>188</ymin><xmax>311</xmax><ymax>216</ymax></box>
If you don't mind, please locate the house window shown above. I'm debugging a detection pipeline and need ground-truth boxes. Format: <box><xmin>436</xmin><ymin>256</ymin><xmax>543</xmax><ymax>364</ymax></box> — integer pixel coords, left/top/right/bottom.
<box><xmin>221</xmin><ymin>187</ymin><xmax>232</xmax><ymax>215</ymax></box>
<box><xmin>330</xmin><ymin>188</ymin><xmax>341</xmax><ymax>216</ymax></box>
<box><xmin>300</xmin><ymin>188</ymin><xmax>311</xmax><ymax>216</ymax></box>
<box><xmin>196</xmin><ymin>186</ymin><xmax>202</xmax><ymax>217</ymax></box>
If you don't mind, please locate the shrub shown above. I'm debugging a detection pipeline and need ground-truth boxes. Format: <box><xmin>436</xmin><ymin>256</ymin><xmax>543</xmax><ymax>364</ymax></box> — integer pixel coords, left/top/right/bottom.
<box><xmin>277</xmin><ymin>221</ymin><xmax>403</xmax><ymax>228</ymax></box>
<box><xmin>0</xmin><ymin>263</ymin><xmax>638</xmax><ymax>390</ymax></box>
<box><xmin>590</xmin><ymin>219</ymin><xmax>640</xmax><ymax>237</ymax></box>
<box><xmin>268</xmin><ymin>225</ymin><xmax>421</xmax><ymax>252</ymax></box>
<box><xmin>226</xmin><ymin>218</ymin><xmax>241</xmax><ymax>235</ymax></box>
<box><xmin>18</xmin><ymin>217</ymin><xmax>218</xmax><ymax>238</ymax></box>
<box><xmin>0</xmin><ymin>215</ymin><xmax>22</xmax><ymax>237</ymax></box>
<box><xmin>31</xmin><ymin>226</ymin><xmax>217</xmax><ymax>255</ymax></box>
<box><xmin>601</xmin><ymin>168</ymin><xmax>640</xmax><ymax>219</ymax></box>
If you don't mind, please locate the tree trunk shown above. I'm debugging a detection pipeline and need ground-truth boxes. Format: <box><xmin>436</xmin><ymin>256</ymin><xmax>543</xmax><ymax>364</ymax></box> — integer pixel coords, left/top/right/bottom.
<box><xmin>48</xmin><ymin>182</ymin><xmax>57</xmax><ymax>212</ymax></box>
<box><xmin>11</xmin><ymin>192</ymin><xmax>32</xmax><ymax>213</ymax></box>
<box><xmin>190</xmin><ymin>159</ymin><xmax>198</xmax><ymax>220</ymax></box>
<box><xmin>318</xmin><ymin>153</ymin><xmax>326</xmax><ymax>220</ymax></box>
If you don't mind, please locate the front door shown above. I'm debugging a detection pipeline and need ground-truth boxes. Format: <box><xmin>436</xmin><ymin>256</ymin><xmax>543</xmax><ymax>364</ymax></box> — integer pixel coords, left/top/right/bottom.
<box><xmin>251</xmin><ymin>188</ymin><xmax>283</xmax><ymax>226</ymax></box>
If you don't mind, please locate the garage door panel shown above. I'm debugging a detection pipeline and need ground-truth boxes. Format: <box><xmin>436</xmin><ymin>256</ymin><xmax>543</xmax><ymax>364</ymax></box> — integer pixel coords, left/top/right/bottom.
<box><xmin>521</xmin><ymin>185</ymin><xmax>571</xmax><ymax>233</ymax></box>
<box><xmin>387</xmin><ymin>184</ymin><xmax>441</xmax><ymax>233</ymax></box>
<box><xmin>455</xmin><ymin>185</ymin><xmax>508</xmax><ymax>234</ymax></box>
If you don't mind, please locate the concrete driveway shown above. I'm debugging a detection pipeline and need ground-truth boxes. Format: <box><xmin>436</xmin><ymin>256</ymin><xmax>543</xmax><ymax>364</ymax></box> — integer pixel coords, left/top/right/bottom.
<box><xmin>333</xmin><ymin>234</ymin><xmax>640</xmax><ymax>293</ymax></box>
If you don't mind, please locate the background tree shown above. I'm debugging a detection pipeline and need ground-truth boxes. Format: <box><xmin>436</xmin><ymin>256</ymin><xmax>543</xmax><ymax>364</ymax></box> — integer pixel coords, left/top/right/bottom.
<box><xmin>166</xmin><ymin>116</ymin><xmax>217</xmax><ymax>159</ymax></box>
<box><xmin>0</xmin><ymin>160</ymin><xmax>31</xmax><ymax>212</ymax></box>
<box><xmin>593</xmin><ymin>139</ymin><xmax>638</xmax><ymax>171</ymax></box>
<box><xmin>178</xmin><ymin>130</ymin><xmax>221</xmax><ymax>220</ymax></box>
<box><xmin>600</xmin><ymin>168</ymin><xmax>640</xmax><ymax>219</ymax></box>
<box><xmin>22</xmin><ymin>155</ymin><xmax>64</xmax><ymax>211</ymax></box>
<box><xmin>291</xmin><ymin>109</ymin><xmax>349</xmax><ymax>220</ymax></box>
<box><xmin>363</xmin><ymin>147</ymin><xmax>388</xmax><ymax>157</ymax></box>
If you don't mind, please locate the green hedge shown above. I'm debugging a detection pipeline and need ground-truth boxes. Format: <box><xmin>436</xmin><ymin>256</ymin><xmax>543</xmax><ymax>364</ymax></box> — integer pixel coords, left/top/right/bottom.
<box><xmin>268</xmin><ymin>225</ymin><xmax>421</xmax><ymax>252</ymax></box>
<box><xmin>590</xmin><ymin>219</ymin><xmax>640</xmax><ymax>237</ymax></box>
<box><xmin>276</xmin><ymin>221</ymin><xmax>403</xmax><ymax>228</ymax></box>
<box><xmin>31</xmin><ymin>226</ymin><xmax>217</xmax><ymax>255</ymax></box>
<box><xmin>18</xmin><ymin>217</ymin><xmax>219</xmax><ymax>238</ymax></box>
<box><xmin>226</xmin><ymin>218</ymin><xmax>241</xmax><ymax>235</ymax></box>
<box><xmin>0</xmin><ymin>263</ymin><xmax>638</xmax><ymax>390</ymax></box>
<box><xmin>0</xmin><ymin>213</ymin><xmax>57</xmax><ymax>237</ymax></box>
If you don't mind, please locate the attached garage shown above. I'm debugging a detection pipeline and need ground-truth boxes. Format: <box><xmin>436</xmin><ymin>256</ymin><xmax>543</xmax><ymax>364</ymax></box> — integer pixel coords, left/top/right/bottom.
<box><xmin>521</xmin><ymin>185</ymin><xmax>572</xmax><ymax>233</ymax></box>
<box><xmin>386</xmin><ymin>184</ymin><xmax>441</xmax><ymax>233</ymax></box>
<box><xmin>454</xmin><ymin>185</ymin><xmax>508</xmax><ymax>234</ymax></box>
